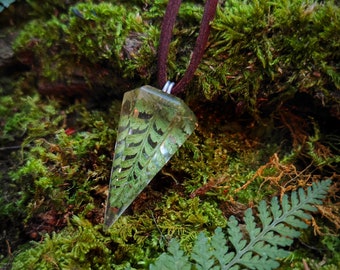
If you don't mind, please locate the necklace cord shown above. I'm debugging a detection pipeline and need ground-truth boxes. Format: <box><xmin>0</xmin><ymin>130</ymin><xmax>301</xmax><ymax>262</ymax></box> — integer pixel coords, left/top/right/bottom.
<box><xmin>157</xmin><ymin>0</ymin><xmax>218</xmax><ymax>95</ymax></box>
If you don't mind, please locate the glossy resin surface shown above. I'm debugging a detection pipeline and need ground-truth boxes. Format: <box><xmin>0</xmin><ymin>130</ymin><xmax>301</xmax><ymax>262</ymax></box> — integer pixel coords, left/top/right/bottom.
<box><xmin>104</xmin><ymin>85</ymin><xmax>196</xmax><ymax>228</ymax></box>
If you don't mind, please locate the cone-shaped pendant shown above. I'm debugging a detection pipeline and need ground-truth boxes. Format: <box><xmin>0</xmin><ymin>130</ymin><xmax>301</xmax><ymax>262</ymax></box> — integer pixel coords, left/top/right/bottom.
<box><xmin>104</xmin><ymin>85</ymin><xmax>196</xmax><ymax>228</ymax></box>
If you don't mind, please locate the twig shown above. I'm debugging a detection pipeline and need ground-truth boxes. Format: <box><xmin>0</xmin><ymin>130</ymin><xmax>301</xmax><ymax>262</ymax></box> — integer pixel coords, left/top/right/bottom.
<box><xmin>0</xmin><ymin>145</ymin><xmax>21</xmax><ymax>151</ymax></box>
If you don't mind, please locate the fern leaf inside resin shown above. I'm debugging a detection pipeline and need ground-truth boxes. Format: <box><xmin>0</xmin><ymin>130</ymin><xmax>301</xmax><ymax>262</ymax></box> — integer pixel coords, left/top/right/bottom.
<box><xmin>104</xmin><ymin>85</ymin><xmax>196</xmax><ymax>228</ymax></box>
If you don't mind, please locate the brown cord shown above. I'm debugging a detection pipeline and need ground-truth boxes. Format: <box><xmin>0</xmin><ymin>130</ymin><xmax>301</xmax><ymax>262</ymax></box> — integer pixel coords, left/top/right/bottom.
<box><xmin>157</xmin><ymin>0</ymin><xmax>218</xmax><ymax>95</ymax></box>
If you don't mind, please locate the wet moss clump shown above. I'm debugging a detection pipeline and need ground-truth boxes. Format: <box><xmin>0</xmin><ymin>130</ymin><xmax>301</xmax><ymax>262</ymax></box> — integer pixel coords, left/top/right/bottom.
<box><xmin>202</xmin><ymin>0</ymin><xmax>339</xmax><ymax>120</ymax></box>
<box><xmin>0</xmin><ymin>0</ymin><xmax>339</xmax><ymax>269</ymax></box>
<box><xmin>12</xmin><ymin>0</ymin><xmax>339</xmax><ymax>116</ymax></box>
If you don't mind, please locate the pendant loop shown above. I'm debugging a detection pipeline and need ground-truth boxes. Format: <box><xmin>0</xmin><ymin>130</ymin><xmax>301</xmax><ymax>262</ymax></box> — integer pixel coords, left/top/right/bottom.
<box><xmin>162</xmin><ymin>81</ymin><xmax>175</xmax><ymax>94</ymax></box>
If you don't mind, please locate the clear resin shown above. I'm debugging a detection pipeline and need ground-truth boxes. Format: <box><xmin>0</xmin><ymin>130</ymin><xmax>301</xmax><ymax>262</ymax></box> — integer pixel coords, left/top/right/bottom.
<box><xmin>104</xmin><ymin>85</ymin><xmax>196</xmax><ymax>228</ymax></box>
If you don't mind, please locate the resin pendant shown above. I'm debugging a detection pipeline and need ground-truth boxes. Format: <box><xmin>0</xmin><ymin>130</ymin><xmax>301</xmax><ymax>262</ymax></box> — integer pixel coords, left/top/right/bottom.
<box><xmin>104</xmin><ymin>85</ymin><xmax>196</xmax><ymax>228</ymax></box>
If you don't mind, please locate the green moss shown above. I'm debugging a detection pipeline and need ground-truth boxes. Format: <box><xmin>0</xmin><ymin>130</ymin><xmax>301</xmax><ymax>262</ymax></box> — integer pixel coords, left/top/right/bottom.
<box><xmin>201</xmin><ymin>0</ymin><xmax>339</xmax><ymax>118</ymax></box>
<box><xmin>13</xmin><ymin>2</ymin><xmax>160</xmax><ymax>89</ymax></box>
<box><xmin>279</xmin><ymin>227</ymin><xmax>340</xmax><ymax>270</ymax></box>
<box><xmin>305</xmin><ymin>122</ymin><xmax>340</xmax><ymax>170</ymax></box>
<box><xmin>10</xmin><ymin>191</ymin><xmax>227</xmax><ymax>269</ymax></box>
<box><xmin>7</xmin><ymin>101</ymin><xmax>119</xmax><ymax>220</ymax></box>
<box><xmin>1</xmin><ymin>0</ymin><xmax>339</xmax><ymax>268</ymax></box>
<box><xmin>154</xmin><ymin>193</ymin><xmax>227</xmax><ymax>240</ymax></box>
<box><xmin>11</xmin><ymin>217</ymin><xmax>113</xmax><ymax>270</ymax></box>
<box><xmin>66</xmin><ymin>3</ymin><xmax>144</xmax><ymax>64</ymax></box>
<box><xmin>13</xmin><ymin>0</ymin><xmax>339</xmax><ymax>115</ymax></box>
<box><xmin>169</xmin><ymin>128</ymin><xmax>281</xmax><ymax>205</ymax></box>
<box><xmin>25</xmin><ymin>0</ymin><xmax>80</xmax><ymax>18</ymax></box>
<box><xmin>11</xmin><ymin>0</ymin><xmax>207</xmax><ymax>95</ymax></box>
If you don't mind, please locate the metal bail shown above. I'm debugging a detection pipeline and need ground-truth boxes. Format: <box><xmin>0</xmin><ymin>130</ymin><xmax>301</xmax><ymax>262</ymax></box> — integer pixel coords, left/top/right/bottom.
<box><xmin>162</xmin><ymin>81</ymin><xmax>175</xmax><ymax>94</ymax></box>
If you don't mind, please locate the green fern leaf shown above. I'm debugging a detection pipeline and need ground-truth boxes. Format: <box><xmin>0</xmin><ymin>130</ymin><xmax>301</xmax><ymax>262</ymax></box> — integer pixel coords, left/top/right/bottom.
<box><xmin>150</xmin><ymin>239</ymin><xmax>191</xmax><ymax>270</ymax></box>
<box><xmin>240</xmin><ymin>252</ymin><xmax>280</xmax><ymax>270</ymax></box>
<box><xmin>150</xmin><ymin>180</ymin><xmax>331</xmax><ymax>270</ymax></box>
<box><xmin>210</xmin><ymin>227</ymin><xmax>234</xmax><ymax>266</ymax></box>
<box><xmin>290</xmin><ymin>189</ymin><xmax>299</xmax><ymax>208</ymax></box>
<box><xmin>261</xmin><ymin>231</ymin><xmax>293</xmax><ymax>247</ymax></box>
<box><xmin>272</xmin><ymin>223</ymin><xmax>300</xmax><ymax>238</ymax></box>
<box><xmin>270</xmin><ymin>197</ymin><xmax>282</xmax><ymax>219</ymax></box>
<box><xmin>291</xmin><ymin>209</ymin><xmax>312</xmax><ymax>220</ymax></box>
<box><xmin>281</xmin><ymin>194</ymin><xmax>291</xmax><ymax>213</ymax></box>
<box><xmin>227</xmin><ymin>216</ymin><xmax>247</xmax><ymax>252</ymax></box>
<box><xmin>284</xmin><ymin>215</ymin><xmax>308</xmax><ymax>229</ymax></box>
<box><xmin>252</xmin><ymin>241</ymin><xmax>290</xmax><ymax>259</ymax></box>
<box><xmin>0</xmin><ymin>0</ymin><xmax>15</xmax><ymax>12</ymax></box>
<box><xmin>191</xmin><ymin>232</ymin><xmax>216</xmax><ymax>270</ymax></box>
<box><xmin>244</xmin><ymin>209</ymin><xmax>261</xmax><ymax>240</ymax></box>
<box><xmin>258</xmin><ymin>200</ymin><xmax>273</xmax><ymax>227</ymax></box>
<box><xmin>224</xmin><ymin>180</ymin><xmax>331</xmax><ymax>269</ymax></box>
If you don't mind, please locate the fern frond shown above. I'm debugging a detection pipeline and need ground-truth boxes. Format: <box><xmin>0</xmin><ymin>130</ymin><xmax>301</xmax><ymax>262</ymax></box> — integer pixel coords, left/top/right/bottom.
<box><xmin>227</xmin><ymin>216</ymin><xmax>247</xmax><ymax>252</ymax></box>
<box><xmin>150</xmin><ymin>239</ymin><xmax>191</xmax><ymax>270</ymax></box>
<box><xmin>224</xmin><ymin>179</ymin><xmax>331</xmax><ymax>270</ymax></box>
<box><xmin>150</xmin><ymin>180</ymin><xmax>331</xmax><ymax>270</ymax></box>
<box><xmin>244</xmin><ymin>209</ymin><xmax>261</xmax><ymax>240</ymax></box>
<box><xmin>210</xmin><ymin>227</ymin><xmax>234</xmax><ymax>266</ymax></box>
<box><xmin>190</xmin><ymin>232</ymin><xmax>216</xmax><ymax>270</ymax></box>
